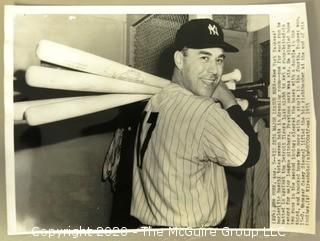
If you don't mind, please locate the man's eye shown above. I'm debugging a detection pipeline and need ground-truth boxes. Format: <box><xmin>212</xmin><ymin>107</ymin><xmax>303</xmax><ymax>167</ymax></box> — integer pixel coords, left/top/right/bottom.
<box><xmin>217</xmin><ymin>58</ymin><xmax>224</xmax><ymax>64</ymax></box>
<box><xmin>200</xmin><ymin>56</ymin><xmax>209</xmax><ymax>62</ymax></box>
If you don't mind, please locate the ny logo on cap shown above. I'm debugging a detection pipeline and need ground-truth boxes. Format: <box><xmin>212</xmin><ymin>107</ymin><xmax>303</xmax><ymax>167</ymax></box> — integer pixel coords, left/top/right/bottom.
<box><xmin>208</xmin><ymin>24</ymin><xmax>219</xmax><ymax>36</ymax></box>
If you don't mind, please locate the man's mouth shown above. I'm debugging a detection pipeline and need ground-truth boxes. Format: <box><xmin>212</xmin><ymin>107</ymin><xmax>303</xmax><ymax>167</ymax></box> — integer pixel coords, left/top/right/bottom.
<box><xmin>201</xmin><ymin>78</ymin><xmax>218</xmax><ymax>86</ymax></box>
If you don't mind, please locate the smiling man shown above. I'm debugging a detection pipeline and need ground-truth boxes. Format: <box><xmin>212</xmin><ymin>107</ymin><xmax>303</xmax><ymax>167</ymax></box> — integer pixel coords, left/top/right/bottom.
<box><xmin>130</xmin><ymin>19</ymin><xmax>260</xmax><ymax>228</ymax></box>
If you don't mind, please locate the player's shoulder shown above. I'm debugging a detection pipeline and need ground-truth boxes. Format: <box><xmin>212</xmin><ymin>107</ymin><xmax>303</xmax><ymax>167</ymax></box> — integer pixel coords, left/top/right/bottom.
<box><xmin>147</xmin><ymin>83</ymin><xmax>223</xmax><ymax>114</ymax></box>
<box><xmin>189</xmin><ymin>95</ymin><xmax>225</xmax><ymax>118</ymax></box>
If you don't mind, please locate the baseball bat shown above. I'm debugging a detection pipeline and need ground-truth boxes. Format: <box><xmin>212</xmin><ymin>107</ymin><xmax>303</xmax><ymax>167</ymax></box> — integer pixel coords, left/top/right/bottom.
<box><xmin>235</xmin><ymin>81</ymin><xmax>266</xmax><ymax>91</ymax></box>
<box><xmin>14</xmin><ymin>97</ymin><xmax>83</xmax><ymax>121</ymax></box>
<box><xmin>36</xmin><ymin>40</ymin><xmax>240</xmax><ymax>89</ymax></box>
<box><xmin>225</xmin><ymin>80</ymin><xmax>236</xmax><ymax>90</ymax></box>
<box><xmin>235</xmin><ymin>98</ymin><xmax>249</xmax><ymax>111</ymax></box>
<box><xmin>26</xmin><ymin>66</ymin><xmax>162</xmax><ymax>94</ymax></box>
<box><xmin>21</xmin><ymin>95</ymin><xmax>248</xmax><ymax>125</ymax></box>
<box><xmin>36</xmin><ymin>40</ymin><xmax>171</xmax><ymax>88</ymax></box>
<box><xmin>247</xmin><ymin>104</ymin><xmax>269</xmax><ymax>117</ymax></box>
<box><xmin>25</xmin><ymin>94</ymin><xmax>151</xmax><ymax>126</ymax></box>
<box><xmin>26</xmin><ymin>65</ymin><xmax>240</xmax><ymax>94</ymax></box>
<box><xmin>221</xmin><ymin>69</ymin><xmax>241</xmax><ymax>82</ymax></box>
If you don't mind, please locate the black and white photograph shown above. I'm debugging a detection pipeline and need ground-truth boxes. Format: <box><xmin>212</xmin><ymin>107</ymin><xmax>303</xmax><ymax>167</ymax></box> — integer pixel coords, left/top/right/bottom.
<box><xmin>4</xmin><ymin>3</ymin><xmax>316</xmax><ymax>236</ymax></box>
<box><xmin>7</xmin><ymin>11</ymin><xmax>270</xmax><ymax>233</ymax></box>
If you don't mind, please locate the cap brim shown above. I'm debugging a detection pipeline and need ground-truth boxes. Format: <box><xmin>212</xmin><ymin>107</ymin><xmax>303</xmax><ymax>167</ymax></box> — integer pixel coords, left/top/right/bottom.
<box><xmin>186</xmin><ymin>42</ymin><xmax>239</xmax><ymax>52</ymax></box>
<box><xmin>219</xmin><ymin>42</ymin><xmax>239</xmax><ymax>52</ymax></box>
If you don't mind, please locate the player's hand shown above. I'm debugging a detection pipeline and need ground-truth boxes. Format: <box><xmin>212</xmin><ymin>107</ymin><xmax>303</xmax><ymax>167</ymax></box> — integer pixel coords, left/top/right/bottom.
<box><xmin>212</xmin><ymin>80</ymin><xmax>237</xmax><ymax>109</ymax></box>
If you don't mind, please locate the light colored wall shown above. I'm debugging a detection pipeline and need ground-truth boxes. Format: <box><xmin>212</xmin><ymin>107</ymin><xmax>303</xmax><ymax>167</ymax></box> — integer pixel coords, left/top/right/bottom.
<box><xmin>14</xmin><ymin>14</ymin><xmax>126</xmax><ymax>70</ymax></box>
<box><xmin>247</xmin><ymin>15</ymin><xmax>269</xmax><ymax>32</ymax></box>
<box><xmin>224</xmin><ymin>30</ymin><xmax>254</xmax><ymax>83</ymax></box>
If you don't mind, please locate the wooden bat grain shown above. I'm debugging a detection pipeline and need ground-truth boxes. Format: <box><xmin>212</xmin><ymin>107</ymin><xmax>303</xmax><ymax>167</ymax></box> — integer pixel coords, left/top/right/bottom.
<box><xmin>26</xmin><ymin>66</ymin><xmax>162</xmax><ymax>94</ymax></box>
<box><xmin>36</xmin><ymin>40</ymin><xmax>171</xmax><ymax>88</ymax></box>
<box><xmin>25</xmin><ymin>94</ymin><xmax>151</xmax><ymax>126</ymax></box>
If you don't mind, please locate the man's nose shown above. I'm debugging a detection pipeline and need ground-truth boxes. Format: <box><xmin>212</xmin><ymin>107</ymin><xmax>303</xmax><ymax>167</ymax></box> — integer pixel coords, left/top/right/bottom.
<box><xmin>207</xmin><ymin>62</ymin><xmax>218</xmax><ymax>75</ymax></box>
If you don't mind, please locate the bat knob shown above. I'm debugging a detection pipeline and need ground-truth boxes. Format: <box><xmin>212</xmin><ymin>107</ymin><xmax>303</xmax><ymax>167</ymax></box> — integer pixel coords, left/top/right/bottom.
<box><xmin>236</xmin><ymin>98</ymin><xmax>249</xmax><ymax>111</ymax></box>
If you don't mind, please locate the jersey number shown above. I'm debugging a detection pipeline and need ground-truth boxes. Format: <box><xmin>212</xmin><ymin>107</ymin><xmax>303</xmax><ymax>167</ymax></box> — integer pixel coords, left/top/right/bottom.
<box><xmin>136</xmin><ymin>111</ymin><xmax>159</xmax><ymax>169</ymax></box>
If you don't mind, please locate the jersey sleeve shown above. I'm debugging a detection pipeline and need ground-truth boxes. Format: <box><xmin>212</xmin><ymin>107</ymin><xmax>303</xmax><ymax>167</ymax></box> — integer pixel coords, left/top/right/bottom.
<box><xmin>202</xmin><ymin>103</ymin><xmax>249</xmax><ymax>167</ymax></box>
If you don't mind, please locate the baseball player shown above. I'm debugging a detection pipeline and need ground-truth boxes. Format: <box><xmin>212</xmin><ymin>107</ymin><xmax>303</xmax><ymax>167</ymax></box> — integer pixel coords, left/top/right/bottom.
<box><xmin>130</xmin><ymin>19</ymin><xmax>260</xmax><ymax>228</ymax></box>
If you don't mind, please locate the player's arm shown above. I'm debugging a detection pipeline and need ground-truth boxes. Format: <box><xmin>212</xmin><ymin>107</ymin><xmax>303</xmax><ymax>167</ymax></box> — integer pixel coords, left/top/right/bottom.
<box><xmin>208</xmin><ymin>81</ymin><xmax>260</xmax><ymax>168</ymax></box>
<box><xmin>226</xmin><ymin>105</ymin><xmax>260</xmax><ymax>171</ymax></box>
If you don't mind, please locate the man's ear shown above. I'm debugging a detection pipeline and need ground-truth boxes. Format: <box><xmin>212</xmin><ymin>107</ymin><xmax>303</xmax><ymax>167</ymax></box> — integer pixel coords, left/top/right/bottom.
<box><xmin>174</xmin><ymin>51</ymin><xmax>183</xmax><ymax>70</ymax></box>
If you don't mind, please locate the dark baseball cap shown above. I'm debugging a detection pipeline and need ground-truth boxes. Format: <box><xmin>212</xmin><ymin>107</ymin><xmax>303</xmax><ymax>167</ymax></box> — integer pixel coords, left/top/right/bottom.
<box><xmin>174</xmin><ymin>18</ymin><xmax>238</xmax><ymax>52</ymax></box>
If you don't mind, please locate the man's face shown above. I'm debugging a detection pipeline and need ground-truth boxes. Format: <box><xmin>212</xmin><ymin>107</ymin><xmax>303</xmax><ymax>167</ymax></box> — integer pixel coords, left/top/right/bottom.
<box><xmin>179</xmin><ymin>47</ymin><xmax>225</xmax><ymax>97</ymax></box>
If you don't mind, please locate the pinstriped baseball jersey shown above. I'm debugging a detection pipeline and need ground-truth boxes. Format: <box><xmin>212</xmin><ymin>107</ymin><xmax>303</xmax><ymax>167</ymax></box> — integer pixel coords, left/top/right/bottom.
<box><xmin>131</xmin><ymin>83</ymin><xmax>249</xmax><ymax>227</ymax></box>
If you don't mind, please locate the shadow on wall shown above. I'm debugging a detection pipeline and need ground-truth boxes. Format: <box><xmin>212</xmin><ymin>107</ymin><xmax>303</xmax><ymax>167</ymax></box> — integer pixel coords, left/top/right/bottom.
<box><xmin>14</xmin><ymin>80</ymin><xmax>148</xmax><ymax>231</ymax></box>
<box><xmin>15</xmin><ymin>132</ymin><xmax>114</xmax><ymax>230</ymax></box>
<box><xmin>13</xmin><ymin>100</ymin><xmax>122</xmax><ymax>231</ymax></box>
<box><xmin>13</xmin><ymin>69</ymin><xmax>128</xmax><ymax>231</ymax></box>
<box><xmin>13</xmin><ymin>100</ymin><xmax>135</xmax><ymax>231</ymax></box>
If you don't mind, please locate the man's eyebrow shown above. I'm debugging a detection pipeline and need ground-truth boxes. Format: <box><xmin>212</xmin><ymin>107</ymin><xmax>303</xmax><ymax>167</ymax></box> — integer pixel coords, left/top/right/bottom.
<box><xmin>198</xmin><ymin>51</ymin><xmax>226</xmax><ymax>59</ymax></box>
<box><xmin>198</xmin><ymin>51</ymin><xmax>212</xmax><ymax>55</ymax></box>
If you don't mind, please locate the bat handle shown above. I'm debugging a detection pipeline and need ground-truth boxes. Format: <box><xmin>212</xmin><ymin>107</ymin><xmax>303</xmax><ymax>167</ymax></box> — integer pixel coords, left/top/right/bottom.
<box><xmin>221</xmin><ymin>69</ymin><xmax>241</xmax><ymax>82</ymax></box>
